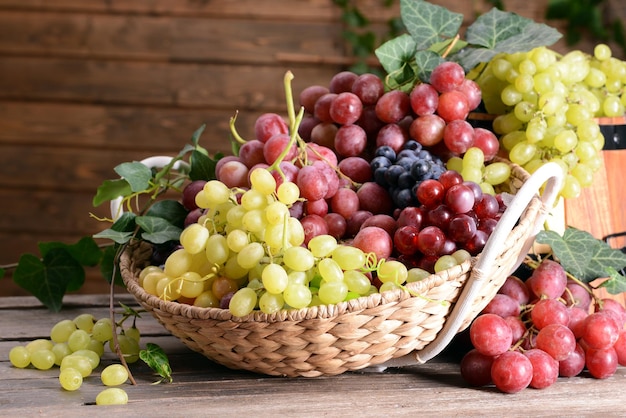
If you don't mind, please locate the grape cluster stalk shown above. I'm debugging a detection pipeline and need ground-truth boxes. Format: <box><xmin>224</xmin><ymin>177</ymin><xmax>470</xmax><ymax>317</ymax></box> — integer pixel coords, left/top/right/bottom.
<box><xmin>461</xmin><ymin>258</ymin><xmax>626</xmax><ymax>393</ymax></box>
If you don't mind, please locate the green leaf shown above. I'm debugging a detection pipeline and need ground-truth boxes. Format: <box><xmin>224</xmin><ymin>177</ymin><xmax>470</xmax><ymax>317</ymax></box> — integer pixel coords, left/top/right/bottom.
<box><xmin>100</xmin><ymin>244</ymin><xmax>124</xmax><ymax>286</ymax></box>
<box><xmin>114</xmin><ymin>162</ymin><xmax>153</xmax><ymax>193</ymax></box>
<box><xmin>139</xmin><ymin>343</ymin><xmax>173</xmax><ymax>383</ymax></box>
<box><xmin>93</xmin><ymin>178</ymin><xmax>131</xmax><ymax>207</ymax></box>
<box><xmin>93</xmin><ymin>228</ymin><xmax>134</xmax><ymax>245</ymax></box>
<box><xmin>13</xmin><ymin>249</ymin><xmax>84</xmax><ymax>311</ymax></box>
<box><xmin>453</xmin><ymin>8</ymin><xmax>562</xmax><ymax>71</ymax></box>
<box><xmin>136</xmin><ymin>216</ymin><xmax>182</xmax><ymax>244</ymax></box>
<box><xmin>39</xmin><ymin>237</ymin><xmax>103</xmax><ymax>268</ymax></box>
<box><xmin>535</xmin><ymin>228</ymin><xmax>595</xmax><ymax>279</ymax></box>
<box><xmin>400</xmin><ymin>0</ymin><xmax>463</xmax><ymax>50</ymax></box>
<box><xmin>145</xmin><ymin>200</ymin><xmax>188</xmax><ymax>229</ymax></box>
<box><xmin>598</xmin><ymin>267</ymin><xmax>626</xmax><ymax>295</ymax></box>
<box><xmin>414</xmin><ymin>50</ymin><xmax>445</xmax><ymax>83</ymax></box>
<box><xmin>536</xmin><ymin>227</ymin><xmax>626</xmax><ymax>283</ymax></box>
<box><xmin>189</xmin><ymin>149</ymin><xmax>217</xmax><ymax>182</ymax></box>
<box><xmin>375</xmin><ymin>33</ymin><xmax>417</xmax><ymax>78</ymax></box>
<box><xmin>190</xmin><ymin>124</ymin><xmax>206</xmax><ymax>147</ymax></box>
<box><xmin>0</xmin><ymin>267</ymin><xmax>5</xmax><ymax>279</ymax></box>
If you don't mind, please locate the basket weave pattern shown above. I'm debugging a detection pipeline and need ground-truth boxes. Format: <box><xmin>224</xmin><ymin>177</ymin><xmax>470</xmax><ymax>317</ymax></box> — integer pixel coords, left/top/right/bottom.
<box><xmin>121</xmin><ymin>161</ymin><xmax>544</xmax><ymax>377</ymax></box>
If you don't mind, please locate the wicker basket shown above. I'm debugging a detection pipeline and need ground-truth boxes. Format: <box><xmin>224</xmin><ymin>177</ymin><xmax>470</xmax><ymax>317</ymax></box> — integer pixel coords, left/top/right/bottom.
<box><xmin>120</xmin><ymin>158</ymin><xmax>563</xmax><ymax>377</ymax></box>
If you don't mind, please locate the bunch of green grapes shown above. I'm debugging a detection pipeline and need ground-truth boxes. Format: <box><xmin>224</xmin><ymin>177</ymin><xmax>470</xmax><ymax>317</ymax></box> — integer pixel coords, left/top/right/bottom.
<box><xmin>8</xmin><ymin>314</ymin><xmax>132</xmax><ymax>404</ymax></box>
<box><xmin>471</xmin><ymin>44</ymin><xmax>626</xmax><ymax>198</ymax></box>
<box><xmin>141</xmin><ymin>166</ymin><xmax>430</xmax><ymax>317</ymax></box>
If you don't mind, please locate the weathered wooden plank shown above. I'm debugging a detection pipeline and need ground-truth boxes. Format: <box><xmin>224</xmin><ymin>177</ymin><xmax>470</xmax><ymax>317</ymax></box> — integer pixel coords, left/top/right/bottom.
<box><xmin>0</xmin><ymin>101</ymin><xmax>256</xmax><ymax>152</ymax></box>
<box><xmin>0</xmin><ymin>56</ymin><xmax>340</xmax><ymax>110</ymax></box>
<box><xmin>0</xmin><ymin>11</ymin><xmax>345</xmax><ymax>65</ymax></box>
<box><xmin>0</xmin><ymin>0</ymin><xmax>408</xmax><ymax>23</ymax></box>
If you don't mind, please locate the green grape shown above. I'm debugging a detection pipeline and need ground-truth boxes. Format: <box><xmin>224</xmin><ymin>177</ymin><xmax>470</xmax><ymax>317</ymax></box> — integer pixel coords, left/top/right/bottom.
<box><xmin>379</xmin><ymin>282</ymin><xmax>402</xmax><ymax>293</ymax></box>
<box><xmin>514</xmin><ymin>73</ymin><xmax>534</xmax><ymax>93</ymax></box>
<box><xmin>179</xmin><ymin>223</ymin><xmax>210</xmax><ymax>255</ymax></box>
<box><xmin>318</xmin><ymin>281</ymin><xmax>348</xmax><ymax>305</ymax></box>
<box><xmin>461</xmin><ymin>166</ymin><xmax>482</xmax><ymax>184</ymax></box>
<box><xmin>492</xmin><ymin>112</ymin><xmax>522</xmax><ymax>135</ymax></box>
<box><xmin>594</xmin><ymin>43</ymin><xmax>612</xmax><ymax>61</ymax></box>
<box><xmin>194</xmin><ymin>190</ymin><xmax>212</xmax><ymax>209</ymax></box>
<box><xmin>163</xmin><ymin>248</ymin><xmax>193</xmax><ymax>278</ymax></box>
<box><xmin>377</xmin><ymin>260</ymin><xmax>408</xmax><ymax>285</ymax></box>
<box><xmin>572</xmin><ymin>163</ymin><xmax>594</xmax><ymax>187</ymax></box>
<box><xmin>509</xmin><ymin>142</ymin><xmax>537</xmax><ymax>166</ymax></box>
<box><xmin>452</xmin><ymin>249</ymin><xmax>472</xmax><ymax>264</ymax></box>
<box><xmin>229</xmin><ymin>288</ymin><xmax>257</xmax><ymax>317</ymax></box>
<box><xmin>202</xmin><ymin>180</ymin><xmax>231</xmax><ymax>206</ymax></box>
<box><xmin>179</xmin><ymin>273</ymin><xmax>204</xmax><ymax>298</ymax></box>
<box><xmin>537</xmin><ymin>92</ymin><xmax>564</xmax><ymax>116</ymax></box>
<box><xmin>261</xmin><ymin>263</ymin><xmax>289</xmax><ymax>294</ymax></box>
<box><xmin>513</xmin><ymin>101</ymin><xmax>536</xmax><ymax>123</ymax></box>
<box><xmin>565</xmin><ymin>104</ymin><xmax>592</xmax><ymax>126</ymax></box>
<box><xmin>264</xmin><ymin>222</ymin><xmax>286</xmax><ymax>250</ymax></box>
<box><xmin>446</xmin><ymin>156</ymin><xmax>463</xmax><ymax>172</ymax></box>
<box><xmin>575</xmin><ymin>141</ymin><xmax>598</xmax><ymax>162</ymax></box>
<box><xmin>26</xmin><ymin>339</ymin><xmax>53</xmax><ymax>353</ymax></box>
<box><xmin>72</xmin><ymin>349</ymin><xmax>100</xmax><ymax>369</ymax></box>
<box><xmin>501</xmin><ymin>130</ymin><xmax>526</xmax><ymax>151</ymax></box>
<box><xmin>318</xmin><ymin>258</ymin><xmax>344</xmax><ymax>283</ymax></box>
<box><xmin>343</xmin><ymin>270</ymin><xmax>372</xmax><ymax>295</ymax></box>
<box><xmin>530</xmin><ymin>47</ymin><xmax>556</xmax><ymax>71</ymax></box>
<box><xmin>226</xmin><ymin>229</ymin><xmax>249</xmax><ymax>252</ymax></box>
<box><xmin>500</xmin><ymin>84</ymin><xmax>523</xmax><ymax>106</ymax></box>
<box><xmin>283</xmin><ymin>283</ymin><xmax>312</xmax><ymax>309</ymax></box>
<box><xmin>407</xmin><ymin>268</ymin><xmax>431</xmax><ymax>283</ymax></box>
<box><xmin>9</xmin><ymin>346</ymin><xmax>30</xmax><ymax>368</ymax></box>
<box><xmin>276</xmin><ymin>181</ymin><xmax>299</xmax><ymax>205</ymax></box>
<box><xmin>142</xmin><ymin>270</ymin><xmax>166</xmax><ymax>296</ymax></box>
<box><xmin>554</xmin><ymin>129</ymin><xmax>578</xmax><ymax>153</ymax></box>
<box><xmin>241</xmin><ymin>189</ymin><xmax>268</xmax><ymax>211</ymax></box>
<box><xmin>241</xmin><ymin>208</ymin><xmax>267</xmax><ymax>233</ymax></box>
<box><xmin>50</xmin><ymin>319</ymin><xmax>77</xmax><ymax>343</ymax></box>
<box><xmin>156</xmin><ymin>276</ymin><xmax>181</xmax><ymax>301</ymax></box>
<box><xmin>308</xmin><ymin>234</ymin><xmax>338</xmax><ymax>258</ymax></box>
<box><xmin>96</xmin><ymin>388</ymin><xmax>129</xmax><ymax>406</ymax></box>
<box><xmin>111</xmin><ymin>335</ymin><xmax>140</xmax><ymax>364</ymax></box>
<box><xmin>287</xmin><ymin>217</ymin><xmax>305</xmax><ymax>247</ymax></box>
<box><xmin>30</xmin><ymin>349</ymin><xmax>56</xmax><ymax>370</ymax></box>
<box><xmin>59</xmin><ymin>367</ymin><xmax>83</xmax><ymax>391</ymax></box>
<box><xmin>224</xmin><ymin>255</ymin><xmax>249</xmax><ymax>280</ymax></box>
<box><xmin>237</xmin><ymin>242</ymin><xmax>265</xmax><ymax>270</ymax></box>
<box><xmin>479</xmin><ymin>182</ymin><xmax>496</xmax><ymax>195</ymax></box>
<box><xmin>584</xmin><ymin>67</ymin><xmax>606</xmax><ymax>88</ymax></box>
<box><xmin>532</xmin><ymin>72</ymin><xmax>554</xmax><ymax>94</ymax></box>
<box><xmin>518</xmin><ymin>59</ymin><xmax>537</xmax><ymax>75</ymax></box>
<box><xmin>206</xmin><ymin>234</ymin><xmax>230</xmax><ymax>266</ymax></box>
<box><xmin>52</xmin><ymin>342</ymin><xmax>72</xmax><ymax>366</ymax></box>
<box><xmin>92</xmin><ymin>318</ymin><xmax>114</xmax><ymax>343</ymax></box>
<box><xmin>60</xmin><ymin>354</ymin><xmax>93</xmax><ymax>378</ymax></box>
<box><xmin>88</xmin><ymin>339</ymin><xmax>105</xmax><ymax>358</ymax></box>
<box><xmin>259</xmin><ymin>291</ymin><xmax>284</xmax><ymax>314</ymax></box>
<box><xmin>491</xmin><ymin>57</ymin><xmax>512</xmax><ymax>80</ymax></box>
<box><xmin>462</xmin><ymin>147</ymin><xmax>484</xmax><ymax>168</ymax></box>
<box><xmin>73</xmin><ymin>313</ymin><xmax>95</xmax><ymax>333</ymax></box>
<box><xmin>194</xmin><ymin>290</ymin><xmax>220</xmax><ymax>308</ymax></box>
<box><xmin>250</xmin><ymin>167</ymin><xmax>276</xmax><ymax>195</ymax></box>
<box><xmin>331</xmin><ymin>245</ymin><xmax>366</xmax><ymax>271</ymax></box>
<box><xmin>287</xmin><ymin>271</ymin><xmax>308</xmax><ymax>285</ymax></box>
<box><xmin>101</xmin><ymin>364</ymin><xmax>130</xmax><ymax>387</ymax></box>
<box><xmin>434</xmin><ymin>255</ymin><xmax>459</xmax><ymax>273</ymax></box>
<box><xmin>561</xmin><ymin>174</ymin><xmax>582</xmax><ymax>199</ymax></box>
<box><xmin>264</xmin><ymin>201</ymin><xmax>289</xmax><ymax>226</ymax></box>
<box><xmin>67</xmin><ymin>329</ymin><xmax>91</xmax><ymax>352</ymax></box>
<box><xmin>283</xmin><ymin>246</ymin><xmax>315</xmax><ymax>272</ymax></box>
<box><xmin>602</xmin><ymin>95</ymin><xmax>624</xmax><ymax>117</ymax></box>
<box><xmin>226</xmin><ymin>205</ymin><xmax>246</xmax><ymax>228</ymax></box>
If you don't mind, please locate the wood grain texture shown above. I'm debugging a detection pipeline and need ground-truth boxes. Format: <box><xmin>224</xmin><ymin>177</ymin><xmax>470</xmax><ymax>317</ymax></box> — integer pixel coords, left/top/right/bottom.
<box><xmin>1</xmin><ymin>294</ymin><xmax>625</xmax><ymax>417</ymax></box>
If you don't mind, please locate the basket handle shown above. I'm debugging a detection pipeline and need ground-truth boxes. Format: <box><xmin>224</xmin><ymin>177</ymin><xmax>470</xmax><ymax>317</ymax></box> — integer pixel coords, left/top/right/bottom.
<box><xmin>110</xmin><ymin>156</ymin><xmax>189</xmax><ymax>221</ymax></box>
<box><xmin>413</xmin><ymin>161</ymin><xmax>563</xmax><ymax>363</ymax></box>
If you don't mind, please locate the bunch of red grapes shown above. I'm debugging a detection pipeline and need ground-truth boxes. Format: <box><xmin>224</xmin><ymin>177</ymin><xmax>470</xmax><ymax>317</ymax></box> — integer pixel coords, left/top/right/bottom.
<box><xmin>461</xmin><ymin>259</ymin><xmax>626</xmax><ymax>393</ymax></box>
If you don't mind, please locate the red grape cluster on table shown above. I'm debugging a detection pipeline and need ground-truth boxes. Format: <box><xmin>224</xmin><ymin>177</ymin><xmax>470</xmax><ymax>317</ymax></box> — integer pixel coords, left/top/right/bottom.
<box><xmin>461</xmin><ymin>259</ymin><xmax>626</xmax><ymax>393</ymax></box>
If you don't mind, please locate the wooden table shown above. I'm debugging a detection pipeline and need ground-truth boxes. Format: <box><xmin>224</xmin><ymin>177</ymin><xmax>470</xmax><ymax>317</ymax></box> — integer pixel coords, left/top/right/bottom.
<box><xmin>2</xmin><ymin>294</ymin><xmax>626</xmax><ymax>417</ymax></box>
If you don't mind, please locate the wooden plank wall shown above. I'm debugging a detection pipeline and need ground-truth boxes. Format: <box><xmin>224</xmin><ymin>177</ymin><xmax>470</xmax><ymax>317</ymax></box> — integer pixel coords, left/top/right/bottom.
<box><xmin>0</xmin><ymin>0</ymin><xmax>596</xmax><ymax>296</ymax></box>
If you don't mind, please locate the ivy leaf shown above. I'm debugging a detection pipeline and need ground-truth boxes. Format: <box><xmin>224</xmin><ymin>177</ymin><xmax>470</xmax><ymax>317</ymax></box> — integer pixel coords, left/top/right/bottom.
<box><xmin>189</xmin><ymin>149</ymin><xmax>217</xmax><ymax>182</ymax></box>
<box><xmin>13</xmin><ymin>248</ymin><xmax>84</xmax><ymax>312</ymax></box>
<box><xmin>453</xmin><ymin>8</ymin><xmax>562</xmax><ymax>71</ymax></box>
<box><xmin>145</xmin><ymin>200</ymin><xmax>188</xmax><ymax>229</ymax></box>
<box><xmin>598</xmin><ymin>267</ymin><xmax>626</xmax><ymax>295</ymax></box>
<box><xmin>400</xmin><ymin>0</ymin><xmax>463</xmax><ymax>50</ymax></box>
<box><xmin>93</xmin><ymin>212</ymin><xmax>137</xmax><ymax>244</ymax></box>
<box><xmin>414</xmin><ymin>49</ymin><xmax>445</xmax><ymax>84</ymax></box>
<box><xmin>375</xmin><ymin>33</ymin><xmax>417</xmax><ymax>79</ymax></box>
<box><xmin>139</xmin><ymin>343</ymin><xmax>173</xmax><ymax>384</ymax></box>
<box><xmin>93</xmin><ymin>178</ymin><xmax>131</xmax><ymax>207</ymax></box>
<box><xmin>114</xmin><ymin>162</ymin><xmax>153</xmax><ymax>193</ymax></box>
<box><xmin>39</xmin><ymin>237</ymin><xmax>103</xmax><ymax>268</ymax></box>
<box><xmin>535</xmin><ymin>228</ymin><xmax>595</xmax><ymax>279</ymax></box>
<box><xmin>136</xmin><ymin>216</ymin><xmax>182</xmax><ymax>244</ymax></box>
<box><xmin>536</xmin><ymin>227</ymin><xmax>626</xmax><ymax>284</ymax></box>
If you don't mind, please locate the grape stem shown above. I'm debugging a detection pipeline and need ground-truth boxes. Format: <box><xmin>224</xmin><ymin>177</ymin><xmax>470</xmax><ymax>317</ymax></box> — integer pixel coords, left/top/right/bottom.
<box><xmin>228</xmin><ymin>111</ymin><xmax>248</xmax><ymax>145</ymax></box>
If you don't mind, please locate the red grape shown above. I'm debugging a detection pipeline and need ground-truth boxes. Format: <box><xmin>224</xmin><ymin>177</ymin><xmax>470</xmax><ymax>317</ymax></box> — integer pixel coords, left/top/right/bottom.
<box><xmin>430</xmin><ymin>61</ymin><xmax>465</xmax><ymax>93</ymax></box>
<box><xmin>491</xmin><ymin>351</ymin><xmax>533</xmax><ymax>393</ymax></box>
<box><xmin>469</xmin><ymin>313</ymin><xmax>513</xmax><ymax>357</ymax></box>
